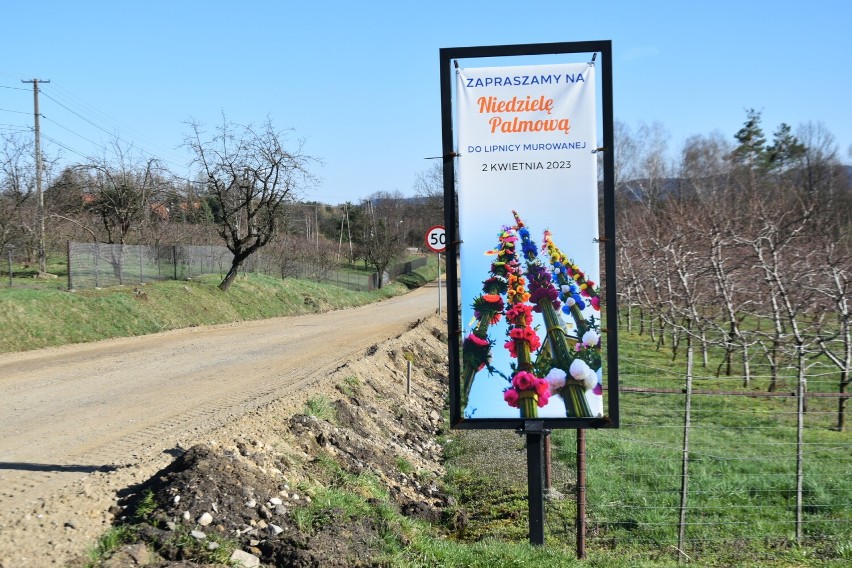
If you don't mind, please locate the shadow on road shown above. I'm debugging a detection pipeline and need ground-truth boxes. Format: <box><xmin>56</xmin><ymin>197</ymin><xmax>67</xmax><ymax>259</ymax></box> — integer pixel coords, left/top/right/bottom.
<box><xmin>0</xmin><ymin>462</ymin><xmax>122</xmax><ymax>473</ymax></box>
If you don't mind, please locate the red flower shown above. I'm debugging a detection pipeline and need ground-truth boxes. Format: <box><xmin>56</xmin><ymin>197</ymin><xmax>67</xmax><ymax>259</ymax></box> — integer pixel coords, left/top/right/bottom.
<box><xmin>512</xmin><ymin>371</ymin><xmax>536</xmax><ymax>391</ymax></box>
<box><xmin>534</xmin><ymin>377</ymin><xmax>551</xmax><ymax>397</ymax></box>
<box><xmin>504</xmin><ymin>339</ymin><xmax>518</xmax><ymax>358</ymax></box>
<box><xmin>466</xmin><ymin>333</ymin><xmax>489</xmax><ymax>347</ymax></box>
<box><xmin>504</xmin><ymin>388</ymin><xmax>520</xmax><ymax>408</ymax></box>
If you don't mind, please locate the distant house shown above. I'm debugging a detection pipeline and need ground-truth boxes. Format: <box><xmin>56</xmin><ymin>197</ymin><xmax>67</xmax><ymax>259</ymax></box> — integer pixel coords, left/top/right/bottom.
<box><xmin>150</xmin><ymin>203</ymin><xmax>169</xmax><ymax>222</ymax></box>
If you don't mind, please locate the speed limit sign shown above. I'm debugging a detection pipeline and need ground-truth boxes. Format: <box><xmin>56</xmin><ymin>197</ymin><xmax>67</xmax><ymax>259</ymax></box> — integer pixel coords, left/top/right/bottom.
<box><xmin>424</xmin><ymin>225</ymin><xmax>446</xmax><ymax>253</ymax></box>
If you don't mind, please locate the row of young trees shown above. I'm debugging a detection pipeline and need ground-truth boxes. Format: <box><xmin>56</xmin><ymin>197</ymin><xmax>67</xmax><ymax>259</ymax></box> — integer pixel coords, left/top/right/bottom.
<box><xmin>615</xmin><ymin>112</ymin><xmax>851</xmax><ymax>430</ymax></box>
<box><xmin>0</xmin><ymin>117</ymin><xmax>444</xmax><ymax>290</ymax></box>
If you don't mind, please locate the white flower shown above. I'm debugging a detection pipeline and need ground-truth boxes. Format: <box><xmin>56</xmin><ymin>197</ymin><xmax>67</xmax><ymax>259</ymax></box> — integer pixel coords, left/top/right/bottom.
<box><xmin>545</xmin><ymin>368</ymin><xmax>566</xmax><ymax>390</ymax></box>
<box><xmin>569</xmin><ymin>359</ymin><xmax>591</xmax><ymax>381</ymax></box>
<box><xmin>569</xmin><ymin>359</ymin><xmax>599</xmax><ymax>390</ymax></box>
<box><xmin>582</xmin><ymin>330</ymin><xmax>600</xmax><ymax>347</ymax></box>
<box><xmin>566</xmin><ymin>297</ymin><xmax>576</xmax><ymax>307</ymax></box>
<box><xmin>582</xmin><ymin>371</ymin><xmax>598</xmax><ymax>391</ymax></box>
<box><xmin>561</xmin><ymin>285</ymin><xmax>572</xmax><ymax>294</ymax></box>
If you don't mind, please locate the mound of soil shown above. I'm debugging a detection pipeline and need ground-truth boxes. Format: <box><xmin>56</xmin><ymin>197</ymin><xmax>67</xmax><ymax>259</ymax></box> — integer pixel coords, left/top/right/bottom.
<box><xmin>74</xmin><ymin>316</ymin><xmax>451</xmax><ymax>567</ymax></box>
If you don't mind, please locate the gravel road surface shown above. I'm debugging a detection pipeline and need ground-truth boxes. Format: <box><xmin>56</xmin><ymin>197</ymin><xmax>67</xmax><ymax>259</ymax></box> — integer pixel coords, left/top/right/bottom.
<box><xmin>0</xmin><ymin>281</ymin><xmax>445</xmax><ymax>565</ymax></box>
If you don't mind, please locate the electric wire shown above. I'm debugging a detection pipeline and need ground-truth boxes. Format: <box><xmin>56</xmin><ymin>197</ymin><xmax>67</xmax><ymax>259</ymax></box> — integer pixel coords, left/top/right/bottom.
<box><xmin>39</xmin><ymin>84</ymin><xmax>191</xmax><ymax>171</ymax></box>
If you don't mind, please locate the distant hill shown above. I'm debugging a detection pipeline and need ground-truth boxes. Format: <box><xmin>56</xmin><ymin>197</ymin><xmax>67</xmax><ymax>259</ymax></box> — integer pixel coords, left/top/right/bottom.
<box><xmin>617</xmin><ymin>165</ymin><xmax>852</xmax><ymax>202</ymax></box>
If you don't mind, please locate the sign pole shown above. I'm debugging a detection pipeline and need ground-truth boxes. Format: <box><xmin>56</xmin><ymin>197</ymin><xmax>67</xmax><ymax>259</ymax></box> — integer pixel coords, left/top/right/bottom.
<box><xmin>525</xmin><ymin>420</ymin><xmax>547</xmax><ymax>545</ymax></box>
<box><xmin>577</xmin><ymin>428</ymin><xmax>587</xmax><ymax>558</ymax></box>
<box><xmin>437</xmin><ymin>252</ymin><xmax>442</xmax><ymax>316</ymax></box>
<box><xmin>424</xmin><ymin>225</ymin><xmax>446</xmax><ymax>317</ymax></box>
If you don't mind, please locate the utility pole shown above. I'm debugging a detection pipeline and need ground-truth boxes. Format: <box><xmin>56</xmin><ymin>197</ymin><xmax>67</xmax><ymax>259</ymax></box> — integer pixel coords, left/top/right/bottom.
<box><xmin>22</xmin><ymin>78</ymin><xmax>50</xmax><ymax>274</ymax></box>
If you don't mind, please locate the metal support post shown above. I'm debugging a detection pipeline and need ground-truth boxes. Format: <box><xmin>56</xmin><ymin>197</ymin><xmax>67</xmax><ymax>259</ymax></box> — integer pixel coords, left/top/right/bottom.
<box><xmin>523</xmin><ymin>420</ymin><xmax>547</xmax><ymax>545</ymax></box>
<box><xmin>577</xmin><ymin>428</ymin><xmax>587</xmax><ymax>559</ymax></box>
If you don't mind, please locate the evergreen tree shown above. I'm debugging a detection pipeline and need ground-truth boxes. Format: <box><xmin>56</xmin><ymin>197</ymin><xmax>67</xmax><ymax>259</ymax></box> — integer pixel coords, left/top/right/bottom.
<box><xmin>766</xmin><ymin>123</ymin><xmax>806</xmax><ymax>172</ymax></box>
<box><xmin>731</xmin><ymin>108</ymin><xmax>767</xmax><ymax>168</ymax></box>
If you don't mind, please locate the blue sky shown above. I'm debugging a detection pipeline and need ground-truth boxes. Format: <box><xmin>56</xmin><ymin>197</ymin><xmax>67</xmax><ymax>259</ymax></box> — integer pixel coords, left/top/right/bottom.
<box><xmin>1</xmin><ymin>1</ymin><xmax>850</xmax><ymax>205</ymax></box>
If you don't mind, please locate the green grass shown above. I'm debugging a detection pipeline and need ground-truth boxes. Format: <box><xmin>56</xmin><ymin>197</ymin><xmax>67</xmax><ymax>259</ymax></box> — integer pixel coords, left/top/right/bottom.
<box><xmin>431</xmin><ymin>325</ymin><xmax>851</xmax><ymax>567</ymax></box>
<box><xmin>85</xmin><ymin>526</ymin><xmax>137</xmax><ymax>567</ymax></box>
<box><xmin>132</xmin><ymin>489</ymin><xmax>158</xmax><ymax>522</ymax></box>
<box><xmin>303</xmin><ymin>395</ymin><xmax>337</xmax><ymax>423</ymax></box>
<box><xmin>337</xmin><ymin>374</ymin><xmax>362</xmax><ymax>397</ymax></box>
<box><xmin>561</xmin><ymin>328</ymin><xmax>850</xmax><ymax>565</ymax></box>
<box><xmin>396</xmin><ymin>457</ymin><xmax>415</xmax><ymax>475</ymax></box>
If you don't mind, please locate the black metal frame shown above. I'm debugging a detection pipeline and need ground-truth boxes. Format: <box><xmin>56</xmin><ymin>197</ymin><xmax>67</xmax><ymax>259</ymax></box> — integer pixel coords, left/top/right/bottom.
<box><xmin>440</xmin><ymin>41</ymin><xmax>619</xmax><ymax>431</ymax></box>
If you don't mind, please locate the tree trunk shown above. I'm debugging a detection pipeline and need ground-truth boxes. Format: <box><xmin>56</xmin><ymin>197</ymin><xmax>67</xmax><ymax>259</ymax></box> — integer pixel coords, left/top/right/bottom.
<box><xmin>742</xmin><ymin>341</ymin><xmax>752</xmax><ymax>388</ymax></box>
<box><xmin>219</xmin><ymin>251</ymin><xmax>250</xmax><ymax>291</ymax></box>
<box><xmin>670</xmin><ymin>324</ymin><xmax>680</xmax><ymax>360</ymax></box>
<box><xmin>219</xmin><ymin>262</ymin><xmax>240</xmax><ymax>291</ymax></box>
<box><xmin>767</xmin><ymin>339</ymin><xmax>779</xmax><ymax>392</ymax></box>
<box><xmin>720</xmin><ymin>321</ymin><xmax>736</xmax><ymax>377</ymax></box>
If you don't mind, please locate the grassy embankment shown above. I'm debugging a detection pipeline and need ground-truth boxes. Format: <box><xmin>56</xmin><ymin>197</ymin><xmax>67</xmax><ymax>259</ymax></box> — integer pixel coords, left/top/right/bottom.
<box><xmin>0</xmin><ymin>255</ymin><xmax>439</xmax><ymax>353</ymax></box>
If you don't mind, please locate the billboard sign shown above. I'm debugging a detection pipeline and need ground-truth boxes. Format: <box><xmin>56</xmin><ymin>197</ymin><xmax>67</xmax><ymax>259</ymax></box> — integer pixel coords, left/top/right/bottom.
<box><xmin>440</xmin><ymin>42</ymin><xmax>618</xmax><ymax>429</ymax></box>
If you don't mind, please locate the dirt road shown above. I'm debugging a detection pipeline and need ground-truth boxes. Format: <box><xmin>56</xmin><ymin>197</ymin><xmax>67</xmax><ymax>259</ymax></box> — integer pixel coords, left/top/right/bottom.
<box><xmin>0</xmin><ymin>282</ymin><xmax>445</xmax><ymax>565</ymax></box>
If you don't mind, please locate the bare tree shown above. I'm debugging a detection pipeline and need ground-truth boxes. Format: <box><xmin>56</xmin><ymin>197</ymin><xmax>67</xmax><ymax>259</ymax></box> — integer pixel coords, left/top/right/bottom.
<box><xmin>185</xmin><ymin>116</ymin><xmax>317</xmax><ymax>291</ymax></box>
<box><xmin>304</xmin><ymin>236</ymin><xmax>341</xmax><ymax>283</ymax></box>
<box><xmin>618</xmin><ymin>121</ymin><xmax>672</xmax><ymax>209</ymax></box>
<box><xmin>0</xmin><ymin>133</ymin><xmax>36</xmax><ymax>256</ymax></box>
<box><xmin>77</xmin><ymin>141</ymin><xmax>168</xmax><ymax>245</ymax></box>
<box><xmin>413</xmin><ymin>162</ymin><xmax>444</xmax><ymax>215</ymax></box>
<box><xmin>814</xmin><ymin>240</ymin><xmax>851</xmax><ymax>430</ymax></box>
<box><xmin>358</xmin><ymin>191</ymin><xmax>406</xmax><ymax>289</ymax></box>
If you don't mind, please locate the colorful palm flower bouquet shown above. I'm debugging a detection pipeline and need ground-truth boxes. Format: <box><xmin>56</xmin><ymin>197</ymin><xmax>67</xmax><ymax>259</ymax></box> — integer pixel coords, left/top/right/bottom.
<box><xmin>461</xmin><ymin>211</ymin><xmax>603</xmax><ymax>419</ymax></box>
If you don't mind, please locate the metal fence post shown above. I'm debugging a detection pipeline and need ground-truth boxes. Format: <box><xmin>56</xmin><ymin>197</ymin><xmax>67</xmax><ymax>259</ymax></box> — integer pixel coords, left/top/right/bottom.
<box><xmin>94</xmin><ymin>242</ymin><xmax>100</xmax><ymax>288</ymax></box>
<box><xmin>118</xmin><ymin>244</ymin><xmax>124</xmax><ymax>285</ymax></box>
<box><xmin>577</xmin><ymin>428</ymin><xmax>587</xmax><ymax>558</ymax></box>
<box><xmin>66</xmin><ymin>241</ymin><xmax>72</xmax><ymax>290</ymax></box>
<box><xmin>6</xmin><ymin>246</ymin><xmax>13</xmax><ymax>287</ymax></box>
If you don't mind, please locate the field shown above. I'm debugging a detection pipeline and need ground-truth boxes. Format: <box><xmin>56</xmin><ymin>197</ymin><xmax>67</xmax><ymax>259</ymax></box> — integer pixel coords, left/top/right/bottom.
<box><xmin>438</xmin><ymin>328</ymin><xmax>851</xmax><ymax>567</ymax></box>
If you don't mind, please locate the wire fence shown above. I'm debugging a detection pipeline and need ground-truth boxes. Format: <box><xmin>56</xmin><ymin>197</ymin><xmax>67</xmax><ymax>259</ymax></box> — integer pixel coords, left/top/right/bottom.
<box><xmin>66</xmin><ymin>242</ymin><xmax>232</xmax><ymax>289</ymax></box>
<box><xmin>65</xmin><ymin>242</ymin><xmax>428</xmax><ymax>292</ymax></box>
<box><xmin>577</xmin><ymin>353</ymin><xmax>851</xmax><ymax>563</ymax></box>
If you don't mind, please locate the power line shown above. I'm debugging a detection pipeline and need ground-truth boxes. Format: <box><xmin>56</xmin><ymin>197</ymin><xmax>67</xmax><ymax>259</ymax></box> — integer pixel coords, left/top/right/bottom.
<box><xmin>40</xmin><ymin>90</ymin><xmax>130</xmax><ymax>145</ymax></box>
<box><xmin>40</xmin><ymin>133</ymin><xmax>89</xmax><ymax>159</ymax></box>
<box><xmin>7</xmin><ymin>82</ymin><xmax>200</xmax><ymax>184</ymax></box>
<box><xmin>40</xmin><ymin>84</ymin><xmax>190</xmax><ymax>168</ymax></box>
<box><xmin>41</xmin><ymin>115</ymin><xmax>103</xmax><ymax>149</ymax></box>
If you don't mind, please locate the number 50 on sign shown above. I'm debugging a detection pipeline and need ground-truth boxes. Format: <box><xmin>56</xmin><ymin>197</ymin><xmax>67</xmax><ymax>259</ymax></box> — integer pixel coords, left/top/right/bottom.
<box><xmin>425</xmin><ymin>226</ymin><xmax>446</xmax><ymax>253</ymax></box>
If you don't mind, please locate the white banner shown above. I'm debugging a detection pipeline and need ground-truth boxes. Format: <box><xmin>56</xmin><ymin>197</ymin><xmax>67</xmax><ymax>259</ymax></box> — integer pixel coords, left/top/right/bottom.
<box><xmin>456</xmin><ymin>62</ymin><xmax>603</xmax><ymax>420</ymax></box>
